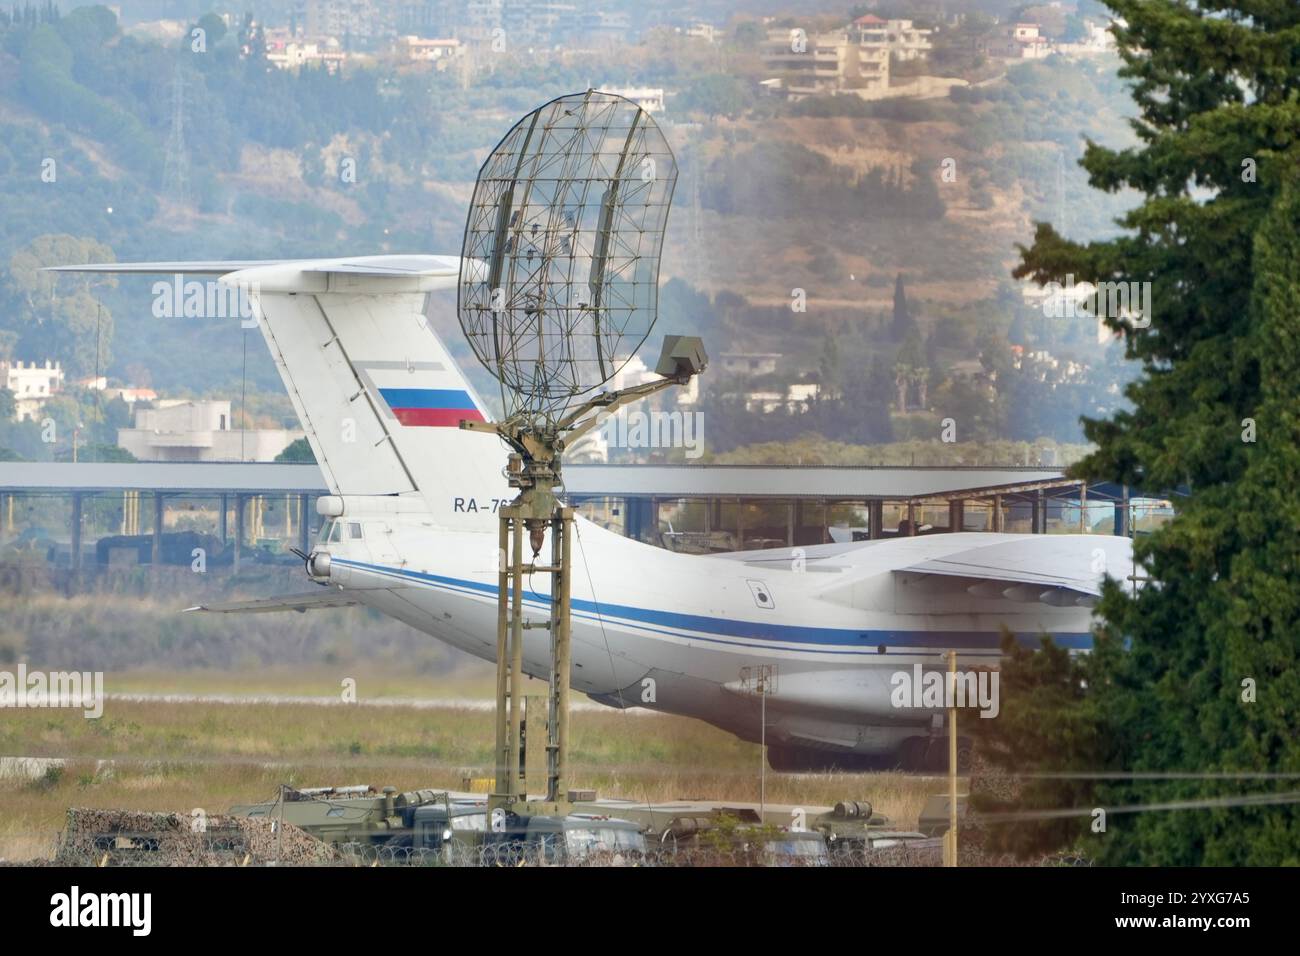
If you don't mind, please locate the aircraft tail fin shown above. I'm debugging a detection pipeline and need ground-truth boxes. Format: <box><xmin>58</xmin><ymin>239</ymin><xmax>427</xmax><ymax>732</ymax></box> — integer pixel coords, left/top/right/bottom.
<box><xmin>52</xmin><ymin>256</ymin><xmax>509</xmax><ymax>529</ymax></box>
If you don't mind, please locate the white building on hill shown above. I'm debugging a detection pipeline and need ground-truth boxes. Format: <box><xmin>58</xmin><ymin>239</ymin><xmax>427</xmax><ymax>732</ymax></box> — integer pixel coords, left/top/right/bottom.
<box><xmin>598</xmin><ymin>86</ymin><xmax>666</xmax><ymax>113</ymax></box>
<box><xmin>117</xmin><ymin>399</ymin><xmax>304</xmax><ymax>462</ymax></box>
<box><xmin>2</xmin><ymin>360</ymin><xmax>64</xmax><ymax>421</ymax></box>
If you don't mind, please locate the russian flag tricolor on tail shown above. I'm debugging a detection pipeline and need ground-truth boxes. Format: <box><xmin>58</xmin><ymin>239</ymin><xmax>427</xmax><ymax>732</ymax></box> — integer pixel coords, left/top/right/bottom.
<box><xmin>378</xmin><ymin>388</ymin><xmax>485</xmax><ymax>427</ymax></box>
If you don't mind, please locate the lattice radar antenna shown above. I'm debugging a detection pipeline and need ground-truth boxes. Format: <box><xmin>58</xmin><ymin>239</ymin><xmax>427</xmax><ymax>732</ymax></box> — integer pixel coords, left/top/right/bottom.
<box><xmin>455</xmin><ymin>91</ymin><xmax>706</xmax><ymax>818</ymax></box>
<box><xmin>459</xmin><ymin>89</ymin><xmax>680</xmax><ymax>425</ymax></box>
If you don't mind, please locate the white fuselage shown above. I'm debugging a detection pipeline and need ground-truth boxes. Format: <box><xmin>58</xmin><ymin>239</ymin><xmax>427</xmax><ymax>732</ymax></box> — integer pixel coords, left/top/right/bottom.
<box><xmin>312</xmin><ymin>503</ymin><xmax>1104</xmax><ymax>757</ymax></box>
<box><xmin>54</xmin><ymin>254</ymin><xmax>1127</xmax><ymax>762</ymax></box>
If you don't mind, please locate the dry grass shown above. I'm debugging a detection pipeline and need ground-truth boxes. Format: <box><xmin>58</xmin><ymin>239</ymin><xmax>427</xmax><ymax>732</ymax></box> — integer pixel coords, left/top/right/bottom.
<box><xmin>104</xmin><ymin>664</ymin><xmax>498</xmax><ymax>700</ymax></box>
<box><xmin>0</xmin><ymin>686</ymin><xmax>941</xmax><ymax>860</ymax></box>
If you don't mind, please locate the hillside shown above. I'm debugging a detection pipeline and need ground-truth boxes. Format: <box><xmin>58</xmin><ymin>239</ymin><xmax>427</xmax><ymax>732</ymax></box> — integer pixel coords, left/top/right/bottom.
<box><xmin>0</xmin><ymin>5</ymin><xmax>1140</xmax><ymax>459</ymax></box>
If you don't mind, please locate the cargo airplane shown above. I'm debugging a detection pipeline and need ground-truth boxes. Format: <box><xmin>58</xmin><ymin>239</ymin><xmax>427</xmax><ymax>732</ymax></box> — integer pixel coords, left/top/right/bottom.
<box><xmin>54</xmin><ymin>255</ymin><xmax>1135</xmax><ymax>771</ymax></box>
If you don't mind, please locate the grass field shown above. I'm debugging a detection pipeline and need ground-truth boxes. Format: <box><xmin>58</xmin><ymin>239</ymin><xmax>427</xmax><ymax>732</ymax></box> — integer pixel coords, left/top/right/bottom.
<box><xmin>101</xmin><ymin>664</ymin><xmax>500</xmax><ymax>700</ymax></box>
<box><xmin>0</xmin><ymin>669</ymin><xmax>944</xmax><ymax>862</ymax></box>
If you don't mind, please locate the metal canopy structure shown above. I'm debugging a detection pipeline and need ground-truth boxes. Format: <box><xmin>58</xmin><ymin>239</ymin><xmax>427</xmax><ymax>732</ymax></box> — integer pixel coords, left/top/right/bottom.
<box><xmin>458</xmin><ymin>89</ymin><xmax>678</xmax><ymax>424</ymax></box>
<box><xmin>561</xmin><ymin>464</ymin><xmax>1068</xmax><ymax>501</ymax></box>
<box><xmin>0</xmin><ymin>463</ymin><xmax>1159</xmax><ymax>576</ymax></box>
<box><xmin>0</xmin><ymin>462</ymin><xmax>1159</xmax><ymax>513</ymax></box>
<box><xmin>0</xmin><ymin>461</ymin><xmax>325</xmax><ymax>494</ymax></box>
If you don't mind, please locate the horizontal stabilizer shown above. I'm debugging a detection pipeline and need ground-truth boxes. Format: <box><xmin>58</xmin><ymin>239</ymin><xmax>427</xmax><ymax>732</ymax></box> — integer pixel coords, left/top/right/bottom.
<box><xmin>46</xmin><ymin>260</ymin><xmax>286</xmax><ymax>275</ymax></box>
<box><xmin>44</xmin><ymin>254</ymin><xmax>466</xmax><ymax>279</ymax></box>
<box><xmin>184</xmin><ymin>590</ymin><xmax>359</xmax><ymax>614</ymax></box>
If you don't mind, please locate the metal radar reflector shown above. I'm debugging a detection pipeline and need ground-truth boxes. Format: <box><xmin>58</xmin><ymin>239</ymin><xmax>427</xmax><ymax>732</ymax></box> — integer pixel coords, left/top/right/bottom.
<box><xmin>457</xmin><ymin>90</ymin><xmax>678</xmax><ymax>425</ymax></box>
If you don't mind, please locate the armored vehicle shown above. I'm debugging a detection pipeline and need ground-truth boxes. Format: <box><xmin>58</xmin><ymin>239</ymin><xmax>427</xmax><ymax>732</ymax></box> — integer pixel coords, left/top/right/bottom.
<box><xmin>812</xmin><ymin>800</ymin><xmax>928</xmax><ymax>854</ymax></box>
<box><xmin>228</xmin><ymin>785</ymin><xmax>466</xmax><ymax>850</ymax></box>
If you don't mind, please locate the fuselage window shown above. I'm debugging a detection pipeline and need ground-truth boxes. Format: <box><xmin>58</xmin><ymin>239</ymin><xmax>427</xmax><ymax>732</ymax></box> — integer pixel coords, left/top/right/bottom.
<box><xmin>349</xmin><ymin>522</ymin><xmax>363</xmax><ymax>540</ymax></box>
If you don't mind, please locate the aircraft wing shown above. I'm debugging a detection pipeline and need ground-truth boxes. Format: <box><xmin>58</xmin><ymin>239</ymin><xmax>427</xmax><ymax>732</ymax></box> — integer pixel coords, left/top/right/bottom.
<box><xmin>184</xmin><ymin>590</ymin><xmax>360</xmax><ymax>614</ymax></box>
<box><xmin>297</xmin><ymin>255</ymin><xmax>462</xmax><ymax>276</ymax></box>
<box><xmin>894</xmin><ymin>536</ymin><xmax>1136</xmax><ymax>606</ymax></box>
<box><xmin>714</xmin><ymin>540</ymin><xmax>862</xmax><ymax>573</ymax></box>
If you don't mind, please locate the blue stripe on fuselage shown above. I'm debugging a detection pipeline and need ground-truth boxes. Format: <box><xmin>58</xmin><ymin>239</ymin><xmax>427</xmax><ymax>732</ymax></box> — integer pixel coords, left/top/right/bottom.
<box><xmin>332</xmin><ymin>557</ymin><xmax>1093</xmax><ymax>652</ymax></box>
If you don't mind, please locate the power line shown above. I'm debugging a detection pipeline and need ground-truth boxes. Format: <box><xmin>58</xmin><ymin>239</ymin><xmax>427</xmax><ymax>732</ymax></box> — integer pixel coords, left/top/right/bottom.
<box><xmin>976</xmin><ymin>789</ymin><xmax>1300</xmax><ymax>824</ymax></box>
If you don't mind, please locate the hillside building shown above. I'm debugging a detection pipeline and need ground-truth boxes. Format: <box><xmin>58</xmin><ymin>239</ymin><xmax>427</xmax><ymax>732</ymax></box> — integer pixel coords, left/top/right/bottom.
<box><xmin>117</xmin><ymin>400</ymin><xmax>303</xmax><ymax>463</ymax></box>
<box><xmin>2</xmin><ymin>360</ymin><xmax>64</xmax><ymax>421</ymax></box>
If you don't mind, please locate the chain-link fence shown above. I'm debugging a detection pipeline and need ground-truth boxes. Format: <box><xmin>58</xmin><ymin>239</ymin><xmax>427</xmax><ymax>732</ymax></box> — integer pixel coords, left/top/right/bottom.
<box><xmin>10</xmin><ymin>832</ymin><xmax>1087</xmax><ymax>867</ymax></box>
<box><xmin>38</xmin><ymin>837</ymin><xmax>854</xmax><ymax>867</ymax></box>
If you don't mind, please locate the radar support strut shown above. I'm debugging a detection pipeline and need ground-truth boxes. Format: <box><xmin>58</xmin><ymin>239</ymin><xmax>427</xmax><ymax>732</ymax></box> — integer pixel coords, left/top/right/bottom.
<box><xmin>466</xmin><ymin>360</ymin><xmax>702</xmax><ymax>818</ymax></box>
<box><xmin>490</xmin><ymin>500</ymin><xmax>573</xmax><ymax>815</ymax></box>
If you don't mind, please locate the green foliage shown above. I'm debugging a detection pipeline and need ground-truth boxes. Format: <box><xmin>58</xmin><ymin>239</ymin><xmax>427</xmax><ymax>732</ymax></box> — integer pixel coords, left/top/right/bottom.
<box><xmin>0</xmin><ymin>379</ymin><xmax>132</xmax><ymax>462</ymax></box>
<box><xmin>30</xmin><ymin>764</ymin><xmax>65</xmax><ymax>791</ymax></box>
<box><xmin>891</xmin><ymin>273</ymin><xmax>919</xmax><ymax>341</ymax></box>
<box><xmin>968</xmin><ymin>632</ymin><xmax>1118</xmax><ymax>858</ymax></box>
<box><xmin>274</xmin><ymin>438</ymin><xmax>316</xmax><ymax>463</ymax></box>
<box><xmin>674</xmin><ymin>74</ymin><xmax>755</xmax><ymax>118</ymax></box>
<box><xmin>6</xmin><ymin>235</ymin><xmax>116</xmax><ymax>378</ymax></box>
<box><xmin>0</xmin><ymin>2</ymin><xmax>1139</xmax><ymax>458</ymax></box>
<box><xmin>18</xmin><ymin>23</ymin><xmax>156</xmax><ymax>173</ymax></box>
<box><xmin>53</xmin><ymin>442</ymin><xmax>135</xmax><ymax>463</ymax></box>
<box><xmin>1003</xmin><ymin>0</ymin><xmax>1300</xmax><ymax>864</ymax></box>
<box><xmin>729</xmin><ymin>21</ymin><xmax>765</xmax><ymax>49</ymax></box>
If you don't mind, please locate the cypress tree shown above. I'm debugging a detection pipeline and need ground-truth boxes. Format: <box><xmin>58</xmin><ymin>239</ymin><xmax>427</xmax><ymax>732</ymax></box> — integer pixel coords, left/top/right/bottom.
<box><xmin>983</xmin><ymin>0</ymin><xmax>1300</xmax><ymax>864</ymax></box>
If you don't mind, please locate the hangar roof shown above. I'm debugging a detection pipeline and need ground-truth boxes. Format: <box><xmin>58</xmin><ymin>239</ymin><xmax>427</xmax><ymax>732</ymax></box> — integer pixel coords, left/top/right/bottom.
<box><xmin>562</xmin><ymin>464</ymin><xmax>1067</xmax><ymax>500</ymax></box>
<box><xmin>0</xmin><ymin>461</ymin><xmax>1075</xmax><ymax>500</ymax></box>
<box><xmin>0</xmin><ymin>462</ymin><xmax>326</xmax><ymax>494</ymax></box>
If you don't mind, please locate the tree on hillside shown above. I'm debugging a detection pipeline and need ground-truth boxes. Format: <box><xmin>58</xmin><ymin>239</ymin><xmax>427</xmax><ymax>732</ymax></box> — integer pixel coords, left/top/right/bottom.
<box><xmin>195</xmin><ymin>12</ymin><xmax>227</xmax><ymax>46</ymax></box>
<box><xmin>675</xmin><ymin>74</ymin><xmax>753</xmax><ymax>119</ymax></box>
<box><xmin>987</xmin><ymin>0</ymin><xmax>1300</xmax><ymax>865</ymax></box>
<box><xmin>893</xmin><ymin>329</ymin><xmax>927</xmax><ymax>411</ymax></box>
<box><xmin>54</xmin><ymin>443</ymin><xmax>136</xmax><ymax>463</ymax></box>
<box><xmin>890</xmin><ymin>273</ymin><xmax>919</xmax><ymax>341</ymax></box>
<box><xmin>1008</xmin><ymin>310</ymin><xmax>1029</xmax><ymax>346</ymax></box>
<box><xmin>275</xmin><ymin>438</ymin><xmax>316</xmax><ymax>463</ymax></box>
<box><xmin>5</xmin><ymin>235</ymin><xmax>116</xmax><ymax>379</ymax></box>
<box><xmin>816</xmin><ymin>329</ymin><xmax>842</xmax><ymax>399</ymax></box>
